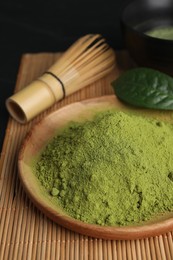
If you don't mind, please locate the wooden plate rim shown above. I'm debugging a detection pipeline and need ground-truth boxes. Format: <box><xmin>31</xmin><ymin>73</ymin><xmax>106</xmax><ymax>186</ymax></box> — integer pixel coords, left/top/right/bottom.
<box><xmin>18</xmin><ymin>95</ymin><xmax>173</xmax><ymax>240</ymax></box>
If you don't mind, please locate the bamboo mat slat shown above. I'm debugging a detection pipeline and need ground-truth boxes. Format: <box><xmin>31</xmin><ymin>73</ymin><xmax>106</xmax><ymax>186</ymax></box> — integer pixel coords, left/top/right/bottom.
<box><xmin>1</xmin><ymin>51</ymin><xmax>173</xmax><ymax>260</ymax></box>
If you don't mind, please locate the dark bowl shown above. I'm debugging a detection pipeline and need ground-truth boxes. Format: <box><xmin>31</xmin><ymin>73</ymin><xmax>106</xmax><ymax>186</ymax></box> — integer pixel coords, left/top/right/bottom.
<box><xmin>121</xmin><ymin>0</ymin><xmax>173</xmax><ymax>75</ymax></box>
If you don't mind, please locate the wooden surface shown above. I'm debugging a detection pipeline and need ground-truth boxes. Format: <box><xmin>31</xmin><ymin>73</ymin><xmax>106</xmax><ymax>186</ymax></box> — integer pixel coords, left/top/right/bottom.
<box><xmin>1</xmin><ymin>51</ymin><xmax>173</xmax><ymax>259</ymax></box>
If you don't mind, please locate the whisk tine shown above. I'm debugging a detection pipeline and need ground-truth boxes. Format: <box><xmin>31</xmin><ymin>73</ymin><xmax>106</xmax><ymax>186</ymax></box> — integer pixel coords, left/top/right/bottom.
<box><xmin>64</xmin><ymin>50</ymin><xmax>115</xmax><ymax>86</ymax></box>
<box><xmin>6</xmin><ymin>34</ymin><xmax>115</xmax><ymax>123</ymax></box>
<box><xmin>57</xmin><ymin>45</ymin><xmax>110</xmax><ymax>78</ymax></box>
<box><xmin>49</xmin><ymin>35</ymin><xmax>94</xmax><ymax>72</ymax></box>
<box><xmin>59</xmin><ymin>47</ymin><xmax>115</xmax><ymax>82</ymax></box>
<box><xmin>50</xmin><ymin>34</ymin><xmax>109</xmax><ymax>74</ymax></box>
<box><xmin>50</xmin><ymin>35</ymin><xmax>96</xmax><ymax>66</ymax></box>
<box><xmin>52</xmin><ymin>35</ymin><xmax>112</xmax><ymax>78</ymax></box>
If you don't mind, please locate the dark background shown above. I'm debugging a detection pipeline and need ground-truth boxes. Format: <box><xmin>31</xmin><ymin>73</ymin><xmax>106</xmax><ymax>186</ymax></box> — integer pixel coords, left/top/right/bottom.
<box><xmin>0</xmin><ymin>0</ymin><xmax>130</xmax><ymax>151</ymax></box>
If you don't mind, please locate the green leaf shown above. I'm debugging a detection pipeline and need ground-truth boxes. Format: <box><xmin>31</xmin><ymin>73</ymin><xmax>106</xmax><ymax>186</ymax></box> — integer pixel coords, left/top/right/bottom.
<box><xmin>111</xmin><ymin>68</ymin><xmax>173</xmax><ymax>110</ymax></box>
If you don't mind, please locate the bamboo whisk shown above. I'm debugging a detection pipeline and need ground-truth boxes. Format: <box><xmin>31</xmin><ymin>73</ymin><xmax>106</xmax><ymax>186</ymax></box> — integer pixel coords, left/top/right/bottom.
<box><xmin>6</xmin><ymin>34</ymin><xmax>115</xmax><ymax>124</ymax></box>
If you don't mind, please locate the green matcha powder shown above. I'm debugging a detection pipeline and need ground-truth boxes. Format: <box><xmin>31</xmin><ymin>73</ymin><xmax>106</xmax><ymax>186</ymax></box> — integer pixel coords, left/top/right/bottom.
<box><xmin>145</xmin><ymin>26</ymin><xmax>173</xmax><ymax>40</ymax></box>
<box><xmin>35</xmin><ymin>110</ymin><xmax>173</xmax><ymax>226</ymax></box>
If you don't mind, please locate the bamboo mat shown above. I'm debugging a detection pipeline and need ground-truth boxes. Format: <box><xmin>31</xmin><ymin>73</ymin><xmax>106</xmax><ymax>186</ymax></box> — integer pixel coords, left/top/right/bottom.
<box><xmin>1</xmin><ymin>51</ymin><xmax>173</xmax><ymax>260</ymax></box>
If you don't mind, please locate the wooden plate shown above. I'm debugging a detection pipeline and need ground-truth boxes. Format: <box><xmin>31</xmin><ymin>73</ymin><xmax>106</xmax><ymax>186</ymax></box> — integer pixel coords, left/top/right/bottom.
<box><xmin>18</xmin><ymin>95</ymin><xmax>173</xmax><ymax>240</ymax></box>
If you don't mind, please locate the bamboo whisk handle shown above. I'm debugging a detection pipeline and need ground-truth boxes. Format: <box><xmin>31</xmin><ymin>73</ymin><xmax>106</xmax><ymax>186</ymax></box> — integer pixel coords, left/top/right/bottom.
<box><xmin>6</xmin><ymin>76</ymin><xmax>63</xmax><ymax>124</ymax></box>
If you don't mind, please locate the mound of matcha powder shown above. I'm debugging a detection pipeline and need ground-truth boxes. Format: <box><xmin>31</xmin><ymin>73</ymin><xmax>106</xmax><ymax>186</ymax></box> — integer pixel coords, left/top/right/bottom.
<box><xmin>35</xmin><ymin>110</ymin><xmax>173</xmax><ymax>226</ymax></box>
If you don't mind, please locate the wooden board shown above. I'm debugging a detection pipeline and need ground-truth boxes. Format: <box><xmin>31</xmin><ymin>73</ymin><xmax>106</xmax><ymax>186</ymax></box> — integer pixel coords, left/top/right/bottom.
<box><xmin>1</xmin><ymin>51</ymin><xmax>173</xmax><ymax>259</ymax></box>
